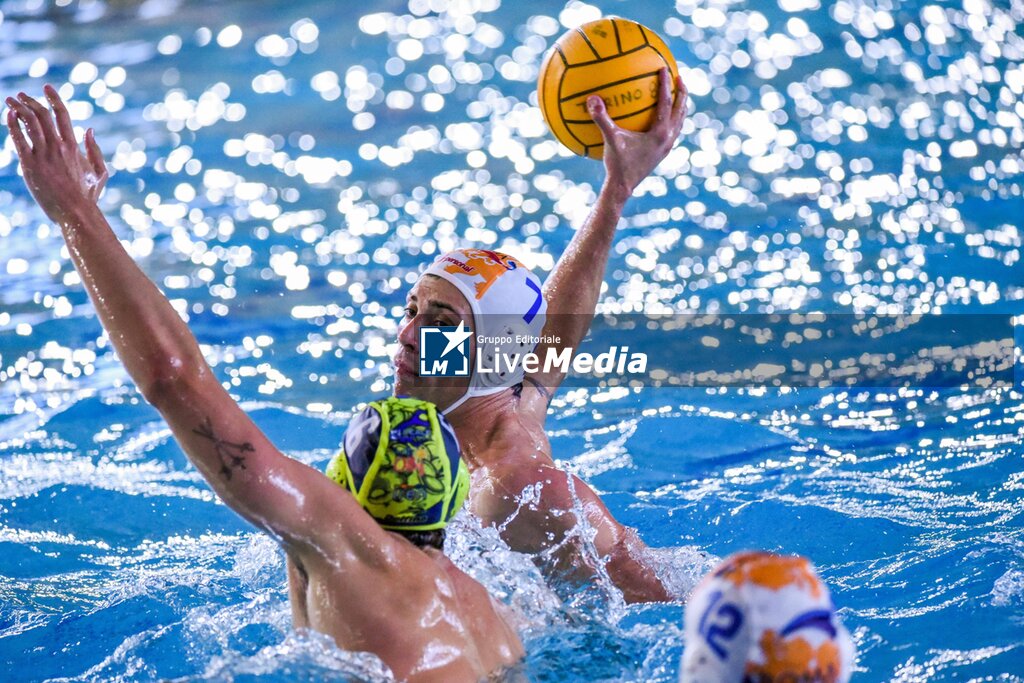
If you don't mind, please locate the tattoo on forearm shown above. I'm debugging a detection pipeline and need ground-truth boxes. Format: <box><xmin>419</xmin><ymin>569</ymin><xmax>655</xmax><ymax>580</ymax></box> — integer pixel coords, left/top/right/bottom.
<box><xmin>191</xmin><ymin>416</ymin><xmax>254</xmax><ymax>480</ymax></box>
<box><xmin>522</xmin><ymin>376</ymin><xmax>554</xmax><ymax>404</ymax></box>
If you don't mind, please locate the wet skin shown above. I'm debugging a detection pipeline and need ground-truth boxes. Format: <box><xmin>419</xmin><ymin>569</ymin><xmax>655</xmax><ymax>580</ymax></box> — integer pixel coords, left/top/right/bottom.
<box><xmin>6</xmin><ymin>86</ymin><xmax>523</xmax><ymax>682</ymax></box>
<box><xmin>5</xmin><ymin>65</ymin><xmax>686</xmax><ymax>680</ymax></box>
<box><xmin>393</xmin><ymin>69</ymin><xmax>689</xmax><ymax>603</ymax></box>
<box><xmin>396</xmin><ymin>276</ymin><xmax>672</xmax><ymax>603</ymax></box>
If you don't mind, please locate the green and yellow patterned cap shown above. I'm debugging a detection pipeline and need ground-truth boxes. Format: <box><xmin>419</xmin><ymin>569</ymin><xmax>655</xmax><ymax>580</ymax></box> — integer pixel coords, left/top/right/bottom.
<box><xmin>325</xmin><ymin>397</ymin><xmax>470</xmax><ymax>531</ymax></box>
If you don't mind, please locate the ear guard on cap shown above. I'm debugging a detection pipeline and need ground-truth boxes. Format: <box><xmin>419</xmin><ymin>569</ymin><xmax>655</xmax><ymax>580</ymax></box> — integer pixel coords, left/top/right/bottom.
<box><xmin>421</xmin><ymin>248</ymin><xmax>548</xmax><ymax>415</ymax></box>
<box><xmin>325</xmin><ymin>397</ymin><xmax>470</xmax><ymax>532</ymax></box>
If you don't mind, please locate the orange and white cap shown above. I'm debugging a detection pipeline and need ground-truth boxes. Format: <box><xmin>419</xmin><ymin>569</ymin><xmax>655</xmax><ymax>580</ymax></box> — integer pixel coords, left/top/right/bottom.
<box><xmin>681</xmin><ymin>551</ymin><xmax>855</xmax><ymax>683</ymax></box>
<box><xmin>421</xmin><ymin>249</ymin><xmax>547</xmax><ymax>414</ymax></box>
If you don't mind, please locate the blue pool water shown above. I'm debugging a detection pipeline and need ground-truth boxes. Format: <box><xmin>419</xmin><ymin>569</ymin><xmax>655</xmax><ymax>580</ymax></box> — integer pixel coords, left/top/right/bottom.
<box><xmin>1</xmin><ymin>0</ymin><xmax>1023</xmax><ymax>680</ymax></box>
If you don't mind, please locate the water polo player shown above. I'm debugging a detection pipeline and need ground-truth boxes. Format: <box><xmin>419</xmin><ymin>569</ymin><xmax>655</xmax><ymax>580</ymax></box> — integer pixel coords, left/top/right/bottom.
<box><xmin>393</xmin><ymin>68</ymin><xmax>688</xmax><ymax>603</ymax></box>
<box><xmin>681</xmin><ymin>552</ymin><xmax>856</xmax><ymax>683</ymax></box>
<box><xmin>6</xmin><ymin>89</ymin><xmax>522</xmax><ymax>682</ymax></box>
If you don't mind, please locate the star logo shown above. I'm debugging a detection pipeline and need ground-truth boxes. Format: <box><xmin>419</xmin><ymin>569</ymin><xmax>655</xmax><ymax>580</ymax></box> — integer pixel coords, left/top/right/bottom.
<box><xmin>419</xmin><ymin>321</ymin><xmax>471</xmax><ymax>377</ymax></box>
<box><xmin>440</xmin><ymin>320</ymin><xmax>472</xmax><ymax>358</ymax></box>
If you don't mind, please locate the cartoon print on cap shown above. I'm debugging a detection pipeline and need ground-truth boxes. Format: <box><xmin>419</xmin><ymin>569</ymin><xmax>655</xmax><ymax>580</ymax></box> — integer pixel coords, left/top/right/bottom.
<box><xmin>717</xmin><ymin>551</ymin><xmax>824</xmax><ymax>598</ymax></box>
<box><xmin>440</xmin><ymin>248</ymin><xmax>518</xmax><ymax>300</ymax></box>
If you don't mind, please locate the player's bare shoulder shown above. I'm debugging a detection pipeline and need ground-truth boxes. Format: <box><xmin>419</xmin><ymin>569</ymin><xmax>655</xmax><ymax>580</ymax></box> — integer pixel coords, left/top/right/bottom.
<box><xmin>432</xmin><ymin>550</ymin><xmax>524</xmax><ymax>657</ymax></box>
<box><xmin>307</xmin><ymin>398</ymin><xmax>523</xmax><ymax>680</ymax></box>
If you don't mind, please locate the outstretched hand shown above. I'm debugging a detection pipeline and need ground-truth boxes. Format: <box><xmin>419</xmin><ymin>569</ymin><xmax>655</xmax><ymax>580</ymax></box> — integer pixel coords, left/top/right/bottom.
<box><xmin>6</xmin><ymin>85</ymin><xmax>108</xmax><ymax>224</ymax></box>
<box><xmin>587</xmin><ymin>67</ymin><xmax>687</xmax><ymax>200</ymax></box>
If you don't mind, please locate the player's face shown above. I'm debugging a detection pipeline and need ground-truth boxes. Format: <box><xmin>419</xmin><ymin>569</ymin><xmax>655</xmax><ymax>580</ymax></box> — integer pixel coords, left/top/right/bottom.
<box><xmin>393</xmin><ymin>275</ymin><xmax>474</xmax><ymax>411</ymax></box>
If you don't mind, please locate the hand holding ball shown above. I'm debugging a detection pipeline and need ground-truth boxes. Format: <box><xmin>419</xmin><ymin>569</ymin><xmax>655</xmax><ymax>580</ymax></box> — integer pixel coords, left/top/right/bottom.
<box><xmin>538</xmin><ymin>18</ymin><xmax>681</xmax><ymax>159</ymax></box>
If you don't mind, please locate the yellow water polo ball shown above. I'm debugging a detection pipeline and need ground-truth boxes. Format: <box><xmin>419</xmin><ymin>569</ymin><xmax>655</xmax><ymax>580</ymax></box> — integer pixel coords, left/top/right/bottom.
<box><xmin>538</xmin><ymin>17</ymin><xmax>681</xmax><ymax>159</ymax></box>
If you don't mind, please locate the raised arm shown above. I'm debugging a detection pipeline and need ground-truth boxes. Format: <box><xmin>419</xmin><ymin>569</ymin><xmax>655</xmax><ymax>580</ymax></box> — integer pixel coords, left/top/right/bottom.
<box><xmin>5</xmin><ymin>88</ymin><xmax>385</xmax><ymax>564</ymax></box>
<box><xmin>525</xmin><ymin>69</ymin><xmax>687</xmax><ymax>398</ymax></box>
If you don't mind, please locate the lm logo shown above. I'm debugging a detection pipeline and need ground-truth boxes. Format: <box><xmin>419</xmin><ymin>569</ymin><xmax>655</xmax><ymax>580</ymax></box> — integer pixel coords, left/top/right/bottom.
<box><xmin>419</xmin><ymin>321</ymin><xmax>472</xmax><ymax>377</ymax></box>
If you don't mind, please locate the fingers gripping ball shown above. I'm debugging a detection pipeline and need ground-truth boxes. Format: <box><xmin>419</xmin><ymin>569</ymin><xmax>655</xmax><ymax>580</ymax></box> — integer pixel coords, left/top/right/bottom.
<box><xmin>538</xmin><ymin>17</ymin><xmax>680</xmax><ymax>159</ymax></box>
<box><xmin>326</xmin><ymin>397</ymin><xmax>470</xmax><ymax>531</ymax></box>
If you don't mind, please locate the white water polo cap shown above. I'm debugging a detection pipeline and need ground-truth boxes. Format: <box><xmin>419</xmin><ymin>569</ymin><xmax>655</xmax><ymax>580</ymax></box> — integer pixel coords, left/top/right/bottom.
<box><xmin>681</xmin><ymin>551</ymin><xmax>855</xmax><ymax>683</ymax></box>
<box><xmin>421</xmin><ymin>249</ymin><xmax>547</xmax><ymax>414</ymax></box>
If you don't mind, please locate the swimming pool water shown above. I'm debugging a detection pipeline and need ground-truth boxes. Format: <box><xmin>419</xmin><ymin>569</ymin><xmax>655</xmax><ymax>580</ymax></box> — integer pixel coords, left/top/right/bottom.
<box><xmin>1</xmin><ymin>0</ymin><xmax>1022</xmax><ymax>680</ymax></box>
